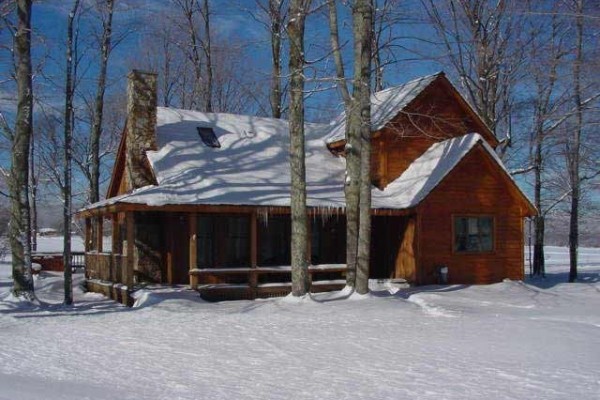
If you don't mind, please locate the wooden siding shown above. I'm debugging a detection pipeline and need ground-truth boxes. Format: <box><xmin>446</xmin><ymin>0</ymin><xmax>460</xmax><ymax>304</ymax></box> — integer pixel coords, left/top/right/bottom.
<box><xmin>330</xmin><ymin>75</ymin><xmax>497</xmax><ymax>188</ymax></box>
<box><xmin>417</xmin><ymin>146</ymin><xmax>526</xmax><ymax>285</ymax></box>
<box><xmin>106</xmin><ymin>127</ymin><xmax>128</xmax><ymax>198</ymax></box>
<box><xmin>375</xmin><ymin>78</ymin><xmax>497</xmax><ymax>187</ymax></box>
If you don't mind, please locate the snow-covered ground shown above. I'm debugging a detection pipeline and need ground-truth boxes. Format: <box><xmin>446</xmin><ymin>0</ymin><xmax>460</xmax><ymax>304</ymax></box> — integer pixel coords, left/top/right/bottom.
<box><xmin>34</xmin><ymin>235</ymin><xmax>111</xmax><ymax>252</ymax></box>
<box><xmin>0</xmin><ymin>238</ymin><xmax>599</xmax><ymax>400</ymax></box>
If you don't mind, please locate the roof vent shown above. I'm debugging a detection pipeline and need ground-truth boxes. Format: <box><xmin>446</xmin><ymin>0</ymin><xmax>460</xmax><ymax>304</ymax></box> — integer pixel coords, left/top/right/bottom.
<box><xmin>196</xmin><ymin>127</ymin><xmax>221</xmax><ymax>148</ymax></box>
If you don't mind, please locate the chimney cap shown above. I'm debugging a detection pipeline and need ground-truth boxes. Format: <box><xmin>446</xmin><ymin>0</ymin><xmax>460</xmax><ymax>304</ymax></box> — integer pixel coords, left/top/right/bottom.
<box><xmin>128</xmin><ymin>69</ymin><xmax>158</xmax><ymax>78</ymax></box>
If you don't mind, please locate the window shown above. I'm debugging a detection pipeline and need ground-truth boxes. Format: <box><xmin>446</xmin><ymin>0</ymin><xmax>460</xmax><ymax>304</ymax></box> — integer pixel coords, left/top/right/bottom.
<box><xmin>226</xmin><ymin>216</ymin><xmax>250</xmax><ymax>267</ymax></box>
<box><xmin>454</xmin><ymin>216</ymin><xmax>494</xmax><ymax>253</ymax></box>
<box><xmin>311</xmin><ymin>216</ymin><xmax>346</xmax><ymax>265</ymax></box>
<box><xmin>197</xmin><ymin>215</ymin><xmax>250</xmax><ymax>267</ymax></box>
<box><xmin>197</xmin><ymin>216</ymin><xmax>215</xmax><ymax>267</ymax></box>
<box><xmin>258</xmin><ymin>216</ymin><xmax>291</xmax><ymax>266</ymax></box>
<box><xmin>196</xmin><ymin>126</ymin><xmax>220</xmax><ymax>148</ymax></box>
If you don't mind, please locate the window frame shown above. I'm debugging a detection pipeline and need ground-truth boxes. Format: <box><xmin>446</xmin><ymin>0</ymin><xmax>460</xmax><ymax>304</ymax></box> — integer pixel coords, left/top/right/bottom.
<box><xmin>196</xmin><ymin>213</ymin><xmax>251</xmax><ymax>268</ymax></box>
<box><xmin>452</xmin><ymin>214</ymin><xmax>496</xmax><ymax>254</ymax></box>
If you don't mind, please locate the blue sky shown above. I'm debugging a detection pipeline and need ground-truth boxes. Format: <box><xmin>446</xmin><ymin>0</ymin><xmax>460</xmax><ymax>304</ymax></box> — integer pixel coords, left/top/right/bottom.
<box><xmin>0</xmin><ymin>0</ymin><xmax>465</xmax><ymax>208</ymax></box>
<box><xmin>1</xmin><ymin>0</ymin><xmax>444</xmax><ymax>122</ymax></box>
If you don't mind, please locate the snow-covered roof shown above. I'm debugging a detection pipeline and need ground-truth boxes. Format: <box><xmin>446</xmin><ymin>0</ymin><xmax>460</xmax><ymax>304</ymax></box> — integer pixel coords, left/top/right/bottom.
<box><xmin>93</xmin><ymin>108</ymin><xmax>348</xmax><ymax>209</ymax></box>
<box><xmin>374</xmin><ymin>133</ymin><xmax>498</xmax><ymax>209</ymax></box>
<box><xmin>325</xmin><ymin>73</ymin><xmax>442</xmax><ymax>144</ymax></box>
<box><xmin>81</xmin><ymin>102</ymin><xmax>518</xmax><ymax>213</ymax></box>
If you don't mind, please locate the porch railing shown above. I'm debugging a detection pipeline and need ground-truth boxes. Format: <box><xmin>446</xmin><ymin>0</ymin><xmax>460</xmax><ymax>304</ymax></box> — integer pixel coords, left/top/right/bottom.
<box><xmin>189</xmin><ymin>264</ymin><xmax>348</xmax><ymax>300</ymax></box>
<box><xmin>31</xmin><ymin>251</ymin><xmax>86</xmax><ymax>272</ymax></box>
<box><xmin>85</xmin><ymin>252</ymin><xmax>125</xmax><ymax>283</ymax></box>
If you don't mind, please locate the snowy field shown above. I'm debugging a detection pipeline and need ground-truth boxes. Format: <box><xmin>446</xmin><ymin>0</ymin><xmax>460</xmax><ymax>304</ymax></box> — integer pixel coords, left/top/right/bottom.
<box><xmin>0</xmin><ymin>238</ymin><xmax>599</xmax><ymax>400</ymax></box>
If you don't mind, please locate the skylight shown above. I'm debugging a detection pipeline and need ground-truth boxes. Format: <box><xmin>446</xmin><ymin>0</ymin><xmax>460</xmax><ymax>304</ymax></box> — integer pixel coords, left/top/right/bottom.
<box><xmin>196</xmin><ymin>127</ymin><xmax>221</xmax><ymax>148</ymax></box>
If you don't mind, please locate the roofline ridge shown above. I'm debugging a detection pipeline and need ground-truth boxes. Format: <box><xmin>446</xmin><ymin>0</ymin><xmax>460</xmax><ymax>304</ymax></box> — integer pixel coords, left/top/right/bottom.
<box><xmin>372</xmin><ymin>71</ymin><xmax>445</xmax><ymax>96</ymax></box>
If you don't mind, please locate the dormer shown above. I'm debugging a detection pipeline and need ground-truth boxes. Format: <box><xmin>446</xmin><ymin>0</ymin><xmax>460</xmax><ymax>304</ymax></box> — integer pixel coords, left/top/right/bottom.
<box><xmin>326</xmin><ymin>72</ymin><xmax>497</xmax><ymax>189</ymax></box>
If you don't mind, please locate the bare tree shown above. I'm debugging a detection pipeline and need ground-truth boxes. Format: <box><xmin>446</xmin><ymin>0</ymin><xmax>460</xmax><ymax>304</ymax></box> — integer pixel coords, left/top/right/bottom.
<box><xmin>268</xmin><ymin>0</ymin><xmax>286</xmax><ymax>118</ymax></box>
<box><xmin>328</xmin><ymin>0</ymin><xmax>359</xmax><ymax>287</ymax></box>
<box><xmin>371</xmin><ymin>0</ymin><xmax>408</xmax><ymax>92</ymax></box>
<box><xmin>172</xmin><ymin>0</ymin><xmax>210</xmax><ymax>111</ymax></box>
<box><xmin>63</xmin><ymin>0</ymin><xmax>81</xmax><ymax>305</ymax></box>
<box><xmin>245</xmin><ymin>0</ymin><xmax>288</xmax><ymax>118</ymax></box>
<box><xmin>35</xmin><ymin>112</ymin><xmax>65</xmax><ymax>199</ymax></box>
<box><xmin>327</xmin><ymin>0</ymin><xmax>373</xmax><ymax>291</ymax></box>
<box><xmin>9</xmin><ymin>0</ymin><xmax>34</xmax><ymax>299</ymax></box>
<box><xmin>86</xmin><ymin>0</ymin><xmax>115</xmax><ymax>259</ymax></box>
<box><xmin>522</xmin><ymin>3</ymin><xmax>570</xmax><ymax>277</ymax></box>
<box><xmin>423</xmin><ymin>0</ymin><xmax>525</xmax><ymax>155</ymax></box>
<box><xmin>567</xmin><ymin>0</ymin><xmax>584</xmax><ymax>282</ymax></box>
<box><xmin>89</xmin><ymin>0</ymin><xmax>114</xmax><ymax>205</ymax></box>
<box><xmin>201</xmin><ymin>0</ymin><xmax>213</xmax><ymax>112</ymax></box>
<box><xmin>29</xmin><ymin>116</ymin><xmax>37</xmax><ymax>251</ymax></box>
<box><xmin>288</xmin><ymin>0</ymin><xmax>311</xmax><ymax>296</ymax></box>
<box><xmin>354</xmin><ymin>0</ymin><xmax>373</xmax><ymax>295</ymax></box>
<box><xmin>327</xmin><ymin>0</ymin><xmax>351</xmax><ymax>108</ymax></box>
<box><xmin>132</xmin><ymin>2</ymin><xmax>271</xmax><ymax>115</ymax></box>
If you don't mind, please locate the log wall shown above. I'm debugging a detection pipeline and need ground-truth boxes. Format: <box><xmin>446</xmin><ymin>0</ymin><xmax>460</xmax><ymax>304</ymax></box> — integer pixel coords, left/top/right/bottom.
<box><xmin>373</xmin><ymin>78</ymin><xmax>494</xmax><ymax>188</ymax></box>
<box><xmin>417</xmin><ymin>146</ymin><xmax>526</xmax><ymax>284</ymax></box>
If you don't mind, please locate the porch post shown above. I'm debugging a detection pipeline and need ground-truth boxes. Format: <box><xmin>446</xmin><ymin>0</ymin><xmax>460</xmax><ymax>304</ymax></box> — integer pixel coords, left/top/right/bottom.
<box><xmin>307</xmin><ymin>217</ymin><xmax>312</xmax><ymax>288</ymax></box>
<box><xmin>85</xmin><ymin>218</ymin><xmax>92</xmax><ymax>252</ymax></box>
<box><xmin>189</xmin><ymin>213</ymin><xmax>198</xmax><ymax>290</ymax></box>
<box><xmin>96</xmin><ymin>217</ymin><xmax>104</xmax><ymax>253</ymax></box>
<box><xmin>166</xmin><ymin>214</ymin><xmax>174</xmax><ymax>285</ymax></box>
<box><xmin>109</xmin><ymin>214</ymin><xmax>116</xmax><ymax>282</ymax></box>
<box><xmin>125</xmin><ymin>212</ymin><xmax>135</xmax><ymax>288</ymax></box>
<box><xmin>111</xmin><ymin>213</ymin><xmax>119</xmax><ymax>254</ymax></box>
<box><xmin>307</xmin><ymin>217</ymin><xmax>312</xmax><ymax>263</ymax></box>
<box><xmin>249</xmin><ymin>211</ymin><xmax>258</xmax><ymax>298</ymax></box>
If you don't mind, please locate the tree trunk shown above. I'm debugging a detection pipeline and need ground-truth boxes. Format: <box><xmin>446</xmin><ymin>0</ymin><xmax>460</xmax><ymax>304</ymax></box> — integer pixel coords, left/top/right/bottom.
<box><xmin>270</xmin><ymin>0</ymin><xmax>284</xmax><ymax>118</ymax></box>
<box><xmin>532</xmin><ymin>137</ymin><xmax>544</xmax><ymax>276</ymax></box>
<box><xmin>10</xmin><ymin>0</ymin><xmax>34</xmax><ymax>299</ymax></box>
<box><xmin>371</xmin><ymin>1</ymin><xmax>383</xmax><ymax>92</ymax></box>
<box><xmin>288</xmin><ymin>0</ymin><xmax>311</xmax><ymax>296</ymax></box>
<box><xmin>568</xmin><ymin>0</ymin><xmax>584</xmax><ymax>283</ymax></box>
<box><xmin>29</xmin><ymin>126</ymin><xmax>37</xmax><ymax>252</ymax></box>
<box><xmin>89</xmin><ymin>0</ymin><xmax>114</xmax><ymax>253</ymax></box>
<box><xmin>63</xmin><ymin>0</ymin><xmax>81</xmax><ymax>305</ymax></box>
<box><xmin>327</xmin><ymin>0</ymin><xmax>358</xmax><ymax>287</ymax></box>
<box><xmin>89</xmin><ymin>0</ymin><xmax>114</xmax><ymax>205</ymax></box>
<box><xmin>327</xmin><ymin>0</ymin><xmax>351</xmax><ymax>108</ymax></box>
<box><xmin>345</xmin><ymin>111</ymin><xmax>361</xmax><ymax>288</ymax></box>
<box><xmin>527</xmin><ymin>4</ymin><xmax>566</xmax><ymax>279</ymax></box>
<box><xmin>354</xmin><ymin>0</ymin><xmax>373</xmax><ymax>295</ymax></box>
<box><xmin>532</xmin><ymin>217</ymin><xmax>544</xmax><ymax>277</ymax></box>
<box><xmin>179</xmin><ymin>0</ymin><xmax>204</xmax><ymax>110</ymax></box>
<box><xmin>202</xmin><ymin>0</ymin><xmax>213</xmax><ymax>112</ymax></box>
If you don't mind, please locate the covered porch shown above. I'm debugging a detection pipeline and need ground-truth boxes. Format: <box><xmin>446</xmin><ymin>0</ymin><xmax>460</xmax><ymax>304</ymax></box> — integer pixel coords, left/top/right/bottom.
<box><xmin>79</xmin><ymin>203</ymin><xmax>417</xmax><ymax>304</ymax></box>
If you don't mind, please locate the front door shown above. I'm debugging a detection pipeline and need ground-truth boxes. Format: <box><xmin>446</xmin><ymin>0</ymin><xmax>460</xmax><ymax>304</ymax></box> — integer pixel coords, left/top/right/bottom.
<box><xmin>370</xmin><ymin>216</ymin><xmax>416</xmax><ymax>282</ymax></box>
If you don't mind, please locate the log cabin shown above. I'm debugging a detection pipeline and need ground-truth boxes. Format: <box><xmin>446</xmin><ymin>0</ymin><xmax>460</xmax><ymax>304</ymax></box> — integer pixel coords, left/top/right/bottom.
<box><xmin>77</xmin><ymin>70</ymin><xmax>536</xmax><ymax>305</ymax></box>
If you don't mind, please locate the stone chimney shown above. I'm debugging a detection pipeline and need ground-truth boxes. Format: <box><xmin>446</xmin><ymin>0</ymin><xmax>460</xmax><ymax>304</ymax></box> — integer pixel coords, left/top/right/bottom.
<box><xmin>126</xmin><ymin>70</ymin><xmax>158</xmax><ymax>189</ymax></box>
